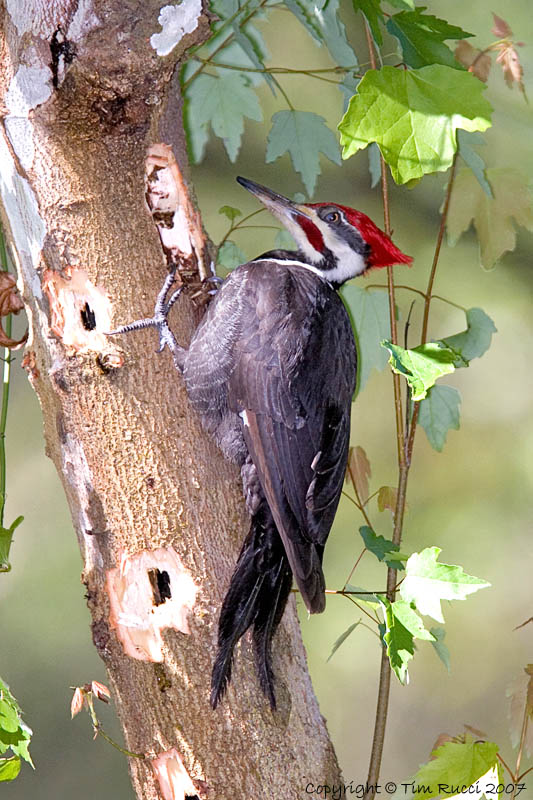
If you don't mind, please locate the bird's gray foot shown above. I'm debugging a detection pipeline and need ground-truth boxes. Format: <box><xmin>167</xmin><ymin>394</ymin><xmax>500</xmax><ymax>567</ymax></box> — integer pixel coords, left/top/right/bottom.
<box><xmin>203</xmin><ymin>275</ymin><xmax>224</xmax><ymax>296</ymax></box>
<box><xmin>106</xmin><ymin>268</ymin><xmax>186</xmax><ymax>372</ymax></box>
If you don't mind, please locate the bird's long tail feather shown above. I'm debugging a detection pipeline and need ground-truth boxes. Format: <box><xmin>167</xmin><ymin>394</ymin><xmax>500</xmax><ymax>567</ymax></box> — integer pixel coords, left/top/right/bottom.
<box><xmin>210</xmin><ymin>503</ymin><xmax>292</xmax><ymax>709</ymax></box>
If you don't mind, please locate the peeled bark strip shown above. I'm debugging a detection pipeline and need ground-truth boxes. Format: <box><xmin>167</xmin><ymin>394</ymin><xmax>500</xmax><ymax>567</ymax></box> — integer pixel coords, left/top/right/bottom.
<box><xmin>0</xmin><ymin>2</ymin><xmax>341</xmax><ymax>798</ymax></box>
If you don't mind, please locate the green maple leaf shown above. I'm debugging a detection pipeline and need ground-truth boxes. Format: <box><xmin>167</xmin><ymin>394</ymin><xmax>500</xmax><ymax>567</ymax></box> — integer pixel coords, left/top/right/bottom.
<box><xmin>327</xmin><ymin>621</ymin><xmax>361</xmax><ymax>662</ymax></box>
<box><xmin>338</xmin><ymin>65</ymin><xmax>492</xmax><ymax>184</ymax></box>
<box><xmin>446</xmin><ymin>168</ymin><xmax>533</xmax><ymax>269</ymax></box>
<box><xmin>429</xmin><ymin>627</ymin><xmax>451</xmax><ymax>672</ymax></box>
<box><xmin>359</xmin><ymin>526</ymin><xmax>405</xmax><ymax>570</ymax></box>
<box><xmin>382</xmin><ymin>341</ymin><xmax>456</xmax><ymax>401</ymax></box>
<box><xmin>379</xmin><ymin>597</ymin><xmax>433</xmax><ymax>684</ymax></box>
<box><xmin>0</xmin><ymin>756</ymin><xmax>20</xmax><ymax>782</ymax></box>
<box><xmin>413</xmin><ymin>739</ymin><xmax>499</xmax><ymax>799</ymax></box>
<box><xmin>0</xmin><ymin>678</ymin><xmax>33</xmax><ymax>768</ymax></box>
<box><xmin>379</xmin><ymin>597</ymin><xmax>414</xmax><ymax>684</ymax></box>
<box><xmin>386</xmin><ymin>8</ymin><xmax>473</xmax><ymax>69</ymax></box>
<box><xmin>341</xmin><ymin>286</ymin><xmax>391</xmax><ymax>393</ymax></box>
<box><xmin>217</xmin><ymin>240</ymin><xmax>246</xmax><ymax>270</ymax></box>
<box><xmin>184</xmin><ymin>71</ymin><xmax>262</xmax><ymax>163</ymax></box>
<box><xmin>442</xmin><ymin>307</ymin><xmax>497</xmax><ymax>362</ymax></box>
<box><xmin>344</xmin><ymin>585</ymin><xmax>381</xmax><ymax>609</ymax></box>
<box><xmin>266</xmin><ymin>110</ymin><xmax>341</xmax><ymax>196</ymax></box>
<box><xmin>386</xmin><ymin>0</ymin><xmax>414</xmax><ymax>8</ymax></box>
<box><xmin>391</xmin><ymin>599</ymin><xmax>435</xmax><ymax>641</ymax></box>
<box><xmin>418</xmin><ymin>385</ymin><xmax>461</xmax><ymax>452</ymax></box>
<box><xmin>218</xmin><ymin>206</ymin><xmax>242</xmax><ymax>222</ymax></box>
<box><xmin>457</xmin><ymin>131</ymin><xmax>492</xmax><ymax>197</ymax></box>
<box><xmin>285</xmin><ymin>0</ymin><xmax>358</xmax><ymax>66</ymax></box>
<box><xmin>0</xmin><ymin>516</ymin><xmax>23</xmax><ymax>572</ymax></box>
<box><xmin>400</xmin><ymin>547</ymin><xmax>490</xmax><ymax>623</ymax></box>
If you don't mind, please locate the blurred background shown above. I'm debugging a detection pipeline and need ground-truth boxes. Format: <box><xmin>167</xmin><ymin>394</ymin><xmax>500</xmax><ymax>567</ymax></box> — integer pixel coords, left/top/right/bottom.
<box><xmin>1</xmin><ymin>0</ymin><xmax>532</xmax><ymax>796</ymax></box>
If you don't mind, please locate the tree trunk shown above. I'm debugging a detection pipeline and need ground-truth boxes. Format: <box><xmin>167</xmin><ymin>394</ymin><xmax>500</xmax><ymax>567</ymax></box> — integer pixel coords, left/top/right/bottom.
<box><xmin>0</xmin><ymin>2</ymin><xmax>341</xmax><ymax>797</ymax></box>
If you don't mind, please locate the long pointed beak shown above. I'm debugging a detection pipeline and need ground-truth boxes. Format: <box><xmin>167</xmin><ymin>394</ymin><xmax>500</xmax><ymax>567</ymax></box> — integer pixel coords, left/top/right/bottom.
<box><xmin>237</xmin><ymin>176</ymin><xmax>311</xmax><ymax>220</ymax></box>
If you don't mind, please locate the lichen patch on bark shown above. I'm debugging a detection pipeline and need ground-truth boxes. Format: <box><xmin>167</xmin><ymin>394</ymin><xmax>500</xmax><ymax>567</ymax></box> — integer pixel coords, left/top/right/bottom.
<box><xmin>150</xmin><ymin>1</ymin><xmax>203</xmax><ymax>57</ymax></box>
<box><xmin>106</xmin><ymin>547</ymin><xmax>199</xmax><ymax>661</ymax></box>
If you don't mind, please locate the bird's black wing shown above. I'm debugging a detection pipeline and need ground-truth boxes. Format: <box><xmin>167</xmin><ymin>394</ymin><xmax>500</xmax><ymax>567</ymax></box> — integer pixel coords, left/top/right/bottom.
<box><xmin>227</xmin><ymin>262</ymin><xmax>356</xmax><ymax>612</ymax></box>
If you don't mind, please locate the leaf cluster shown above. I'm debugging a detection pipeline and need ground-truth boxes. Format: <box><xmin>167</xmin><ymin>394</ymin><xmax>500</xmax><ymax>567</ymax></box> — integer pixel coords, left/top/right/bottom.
<box><xmin>0</xmin><ymin>677</ymin><xmax>33</xmax><ymax>782</ymax></box>
<box><xmin>330</xmin><ymin>540</ymin><xmax>489</xmax><ymax>684</ymax></box>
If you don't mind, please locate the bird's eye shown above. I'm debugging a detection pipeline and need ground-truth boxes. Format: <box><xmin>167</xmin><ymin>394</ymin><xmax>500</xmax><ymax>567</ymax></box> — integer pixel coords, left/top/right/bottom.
<box><xmin>325</xmin><ymin>211</ymin><xmax>340</xmax><ymax>224</ymax></box>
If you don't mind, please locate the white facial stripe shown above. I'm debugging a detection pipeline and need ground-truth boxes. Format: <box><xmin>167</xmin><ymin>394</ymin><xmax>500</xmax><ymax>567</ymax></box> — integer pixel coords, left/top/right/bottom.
<box><xmin>262</xmin><ymin>203</ymin><xmax>324</xmax><ymax>264</ymax></box>
<box><xmin>312</xmin><ymin>211</ymin><xmax>368</xmax><ymax>281</ymax></box>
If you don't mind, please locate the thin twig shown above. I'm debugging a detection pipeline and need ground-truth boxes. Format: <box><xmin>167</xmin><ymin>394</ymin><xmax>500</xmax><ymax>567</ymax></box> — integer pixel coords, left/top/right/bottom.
<box><xmin>365</xmin><ymin>284</ymin><xmax>467</xmax><ymax>312</ymax></box>
<box><xmin>511</xmin><ymin>703</ymin><xmax>529</xmax><ymax>800</ymax></box>
<box><xmin>218</xmin><ymin>208</ymin><xmax>265</xmax><ymax>249</ymax></box>
<box><xmin>406</xmin><ymin>153</ymin><xmax>459</xmax><ymax>465</ymax></box>
<box><xmin>85</xmin><ymin>694</ymin><xmax>145</xmax><ymax>760</ymax></box>
<box><xmin>497</xmin><ymin>753</ymin><xmax>516</xmax><ymax>781</ymax></box>
<box><xmin>342</xmin><ymin>547</ymin><xmax>367</xmax><ymax>591</ymax></box>
<box><xmin>347</xmin><ymin>462</ymin><xmax>374</xmax><ymax>530</ymax></box>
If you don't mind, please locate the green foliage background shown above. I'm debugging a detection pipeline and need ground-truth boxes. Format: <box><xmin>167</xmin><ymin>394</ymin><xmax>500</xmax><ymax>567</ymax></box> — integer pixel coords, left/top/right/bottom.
<box><xmin>1</xmin><ymin>0</ymin><xmax>532</xmax><ymax>796</ymax></box>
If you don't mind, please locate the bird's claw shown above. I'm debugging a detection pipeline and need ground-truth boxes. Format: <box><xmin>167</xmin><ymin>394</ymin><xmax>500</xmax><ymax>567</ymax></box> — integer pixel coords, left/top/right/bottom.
<box><xmin>106</xmin><ymin>269</ymin><xmax>185</xmax><ymax>370</ymax></box>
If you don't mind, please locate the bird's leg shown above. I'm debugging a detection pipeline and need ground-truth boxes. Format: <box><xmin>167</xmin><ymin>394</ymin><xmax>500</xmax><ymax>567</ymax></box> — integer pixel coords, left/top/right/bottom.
<box><xmin>106</xmin><ymin>267</ymin><xmax>186</xmax><ymax>373</ymax></box>
<box><xmin>203</xmin><ymin>275</ymin><xmax>223</xmax><ymax>295</ymax></box>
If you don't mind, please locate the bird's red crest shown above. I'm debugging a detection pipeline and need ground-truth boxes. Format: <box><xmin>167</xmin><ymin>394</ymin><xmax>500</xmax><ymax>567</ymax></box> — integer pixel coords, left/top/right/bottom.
<box><xmin>338</xmin><ymin>206</ymin><xmax>412</xmax><ymax>268</ymax></box>
<box><xmin>309</xmin><ymin>203</ymin><xmax>413</xmax><ymax>269</ymax></box>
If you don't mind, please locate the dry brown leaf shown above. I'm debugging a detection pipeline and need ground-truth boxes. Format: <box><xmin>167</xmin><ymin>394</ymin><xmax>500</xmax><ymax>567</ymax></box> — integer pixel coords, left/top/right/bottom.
<box><xmin>430</xmin><ymin>733</ymin><xmax>454</xmax><ymax>757</ymax></box>
<box><xmin>346</xmin><ymin>445</ymin><xmax>371</xmax><ymax>503</ymax></box>
<box><xmin>91</xmin><ymin>680</ymin><xmax>111</xmax><ymax>703</ymax></box>
<box><xmin>70</xmin><ymin>687</ymin><xmax>85</xmax><ymax>718</ymax></box>
<box><xmin>455</xmin><ymin>41</ymin><xmax>492</xmax><ymax>83</ymax></box>
<box><xmin>495</xmin><ymin>41</ymin><xmax>525</xmax><ymax>94</ymax></box>
<box><xmin>0</xmin><ymin>272</ymin><xmax>28</xmax><ymax>348</ymax></box>
<box><xmin>514</xmin><ymin>616</ymin><xmax>533</xmax><ymax>630</ymax></box>
<box><xmin>491</xmin><ymin>13</ymin><xmax>512</xmax><ymax>39</ymax></box>
<box><xmin>377</xmin><ymin>486</ymin><xmax>398</xmax><ymax>514</ymax></box>
<box><xmin>525</xmin><ymin>665</ymin><xmax>533</xmax><ymax>717</ymax></box>
<box><xmin>464</xmin><ymin>723</ymin><xmax>488</xmax><ymax>739</ymax></box>
<box><xmin>507</xmin><ymin>669</ymin><xmax>533</xmax><ymax>756</ymax></box>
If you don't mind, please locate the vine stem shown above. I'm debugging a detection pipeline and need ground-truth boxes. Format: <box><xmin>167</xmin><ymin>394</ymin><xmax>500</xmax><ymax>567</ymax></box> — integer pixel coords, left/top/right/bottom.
<box><xmin>362</xmin><ymin>22</ymin><xmax>460</xmax><ymax>794</ymax></box>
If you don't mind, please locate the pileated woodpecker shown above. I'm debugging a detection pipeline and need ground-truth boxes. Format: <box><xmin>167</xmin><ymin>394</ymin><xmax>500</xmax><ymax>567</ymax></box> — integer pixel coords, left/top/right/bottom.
<box><xmin>109</xmin><ymin>177</ymin><xmax>411</xmax><ymax>709</ymax></box>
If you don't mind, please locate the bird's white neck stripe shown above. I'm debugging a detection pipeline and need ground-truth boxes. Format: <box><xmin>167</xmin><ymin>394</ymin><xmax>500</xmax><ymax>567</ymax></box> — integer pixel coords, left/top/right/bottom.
<box><xmin>252</xmin><ymin>258</ymin><xmax>329</xmax><ymax>280</ymax></box>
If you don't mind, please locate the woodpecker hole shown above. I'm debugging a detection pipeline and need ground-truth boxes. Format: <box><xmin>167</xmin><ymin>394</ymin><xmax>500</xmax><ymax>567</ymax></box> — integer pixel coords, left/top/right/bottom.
<box><xmin>148</xmin><ymin>569</ymin><xmax>172</xmax><ymax>606</ymax></box>
<box><xmin>80</xmin><ymin>302</ymin><xmax>97</xmax><ymax>331</ymax></box>
<box><xmin>50</xmin><ymin>27</ymin><xmax>76</xmax><ymax>89</ymax></box>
